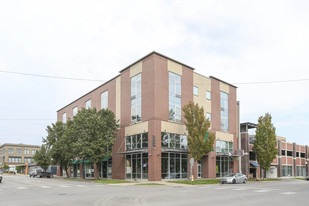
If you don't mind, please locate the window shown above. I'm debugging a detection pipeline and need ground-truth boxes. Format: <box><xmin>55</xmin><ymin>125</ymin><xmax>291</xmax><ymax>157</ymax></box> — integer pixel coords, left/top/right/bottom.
<box><xmin>249</xmin><ymin>151</ymin><xmax>256</xmax><ymax>161</ymax></box>
<box><xmin>73</xmin><ymin>107</ymin><xmax>78</xmax><ymax>116</ymax></box>
<box><xmin>216</xmin><ymin>140</ymin><xmax>233</xmax><ymax>153</ymax></box>
<box><xmin>287</xmin><ymin>151</ymin><xmax>293</xmax><ymax>157</ymax></box>
<box><xmin>206</xmin><ymin>91</ymin><xmax>211</xmax><ymax>100</ymax></box>
<box><xmin>9</xmin><ymin>157</ymin><xmax>22</xmax><ymax>163</ymax></box>
<box><xmin>281</xmin><ymin>150</ymin><xmax>286</xmax><ymax>156</ymax></box>
<box><xmin>131</xmin><ymin>74</ymin><xmax>141</xmax><ymax>124</ymax></box>
<box><xmin>62</xmin><ymin>112</ymin><xmax>66</xmax><ymax>124</ymax></box>
<box><xmin>161</xmin><ymin>153</ymin><xmax>188</xmax><ymax>179</ymax></box>
<box><xmin>296</xmin><ymin>152</ymin><xmax>299</xmax><ymax>157</ymax></box>
<box><xmin>32</xmin><ymin>150</ymin><xmax>36</xmax><ymax>155</ymax></box>
<box><xmin>161</xmin><ymin>132</ymin><xmax>188</xmax><ymax>149</ymax></box>
<box><xmin>169</xmin><ymin>72</ymin><xmax>181</xmax><ymax>123</ymax></box>
<box><xmin>101</xmin><ymin>90</ymin><xmax>108</xmax><ymax>109</ymax></box>
<box><xmin>206</xmin><ymin>113</ymin><xmax>211</xmax><ymax>121</ymax></box>
<box><xmin>8</xmin><ymin>148</ymin><xmax>14</xmax><ymax>154</ymax></box>
<box><xmin>86</xmin><ymin>99</ymin><xmax>91</xmax><ymax>109</ymax></box>
<box><xmin>24</xmin><ymin>149</ymin><xmax>30</xmax><ymax>154</ymax></box>
<box><xmin>249</xmin><ymin>137</ymin><xmax>256</xmax><ymax>144</ymax></box>
<box><xmin>193</xmin><ymin>86</ymin><xmax>199</xmax><ymax>96</ymax></box>
<box><xmin>300</xmin><ymin>153</ymin><xmax>305</xmax><ymax>158</ymax></box>
<box><xmin>220</xmin><ymin>92</ymin><xmax>229</xmax><ymax>132</ymax></box>
<box><xmin>282</xmin><ymin>165</ymin><xmax>293</xmax><ymax>177</ymax></box>
<box><xmin>24</xmin><ymin>157</ymin><xmax>34</xmax><ymax>163</ymax></box>
<box><xmin>16</xmin><ymin>149</ymin><xmax>22</xmax><ymax>154</ymax></box>
<box><xmin>126</xmin><ymin>133</ymin><xmax>148</xmax><ymax>150</ymax></box>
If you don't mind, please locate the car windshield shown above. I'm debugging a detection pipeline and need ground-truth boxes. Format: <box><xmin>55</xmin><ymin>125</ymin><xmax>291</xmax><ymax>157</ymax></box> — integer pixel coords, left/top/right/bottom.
<box><xmin>225</xmin><ymin>173</ymin><xmax>236</xmax><ymax>177</ymax></box>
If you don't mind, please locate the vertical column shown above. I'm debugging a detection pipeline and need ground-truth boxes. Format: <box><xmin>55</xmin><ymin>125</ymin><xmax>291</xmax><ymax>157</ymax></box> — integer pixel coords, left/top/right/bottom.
<box><xmin>293</xmin><ymin>143</ymin><xmax>296</xmax><ymax>177</ymax></box>
<box><xmin>148</xmin><ymin>120</ymin><xmax>162</xmax><ymax>181</ymax></box>
<box><xmin>277</xmin><ymin>140</ymin><xmax>282</xmax><ymax>177</ymax></box>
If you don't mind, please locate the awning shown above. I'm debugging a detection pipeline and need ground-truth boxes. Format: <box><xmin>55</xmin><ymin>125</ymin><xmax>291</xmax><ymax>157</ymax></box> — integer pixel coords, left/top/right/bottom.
<box><xmin>71</xmin><ymin>160</ymin><xmax>79</xmax><ymax>165</ymax></box>
<box><xmin>102</xmin><ymin>156</ymin><xmax>111</xmax><ymax>162</ymax></box>
<box><xmin>250</xmin><ymin>162</ymin><xmax>260</xmax><ymax>167</ymax></box>
<box><xmin>79</xmin><ymin>160</ymin><xmax>90</xmax><ymax>164</ymax></box>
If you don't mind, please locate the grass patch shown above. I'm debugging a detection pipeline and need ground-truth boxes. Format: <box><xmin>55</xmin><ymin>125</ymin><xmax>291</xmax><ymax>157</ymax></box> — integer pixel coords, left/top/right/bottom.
<box><xmin>93</xmin><ymin>179</ymin><xmax>131</xmax><ymax>184</ymax></box>
<box><xmin>136</xmin><ymin>183</ymin><xmax>164</xmax><ymax>185</ymax></box>
<box><xmin>169</xmin><ymin>179</ymin><xmax>221</xmax><ymax>185</ymax></box>
<box><xmin>292</xmin><ymin>178</ymin><xmax>306</xmax><ymax>181</ymax></box>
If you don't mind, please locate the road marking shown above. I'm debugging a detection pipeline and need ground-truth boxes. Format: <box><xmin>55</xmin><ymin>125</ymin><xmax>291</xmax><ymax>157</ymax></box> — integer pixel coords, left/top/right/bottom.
<box><xmin>76</xmin><ymin>185</ymin><xmax>87</xmax><ymax>187</ymax></box>
<box><xmin>59</xmin><ymin>185</ymin><xmax>70</xmax><ymax>188</ymax></box>
<box><xmin>281</xmin><ymin>192</ymin><xmax>297</xmax><ymax>195</ymax></box>
<box><xmin>233</xmin><ymin>188</ymin><xmax>247</xmax><ymax>191</ymax></box>
<box><xmin>255</xmin><ymin>190</ymin><xmax>269</xmax><ymax>193</ymax></box>
<box><xmin>17</xmin><ymin>187</ymin><xmax>27</xmax><ymax>190</ymax></box>
<box><xmin>40</xmin><ymin>186</ymin><xmax>51</xmax><ymax>189</ymax></box>
<box><xmin>214</xmin><ymin>187</ymin><xmax>228</xmax><ymax>190</ymax></box>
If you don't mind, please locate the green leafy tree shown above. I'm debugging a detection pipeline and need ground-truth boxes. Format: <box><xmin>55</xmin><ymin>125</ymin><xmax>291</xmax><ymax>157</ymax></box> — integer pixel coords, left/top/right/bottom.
<box><xmin>16</xmin><ymin>166</ymin><xmax>22</xmax><ymax>173</ymax></box>
<box><xmin>3</xmin><ymin>164</ymin><xmax>10</xmax><ymax>172</ymax></box>
<box><xmin>65</xmin><ymin>108</ymin><xmax>118</xmax><ymax>179</ymax></box>
<box><xmin>33</xmin><ymin>144</ymin><xmax>51</xmax><ymax>171</ymax></box>
<box><xmin>253</xmin><ymin>113</ymin><xmax>278</xmax><ymax>178</ymax></box>
<box><xmin>43</xmin><ymin>121</ymin><xmax>75</xmax><ymax>178</ymax></box>
<box><xmin>183</xmin><ymin>102</ymin><xmax>215</xmax><ymax>161</ymax></box>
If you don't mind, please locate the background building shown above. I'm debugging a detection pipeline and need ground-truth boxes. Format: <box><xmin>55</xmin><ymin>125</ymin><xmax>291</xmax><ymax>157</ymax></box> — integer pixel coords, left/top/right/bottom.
<box><xmin>57</xmin><ymin>52</ymin><xmax>240</xmax><ymax>180</ymax></box>
<box><xmin>240</xmin><ymin>122</ymin><xmax>309</xmax><ymax>179</ymax></box>
<box><xmin>0</xmin><ymin>143</ymin><xmax>40</xmax><ymax>172</ymax></box>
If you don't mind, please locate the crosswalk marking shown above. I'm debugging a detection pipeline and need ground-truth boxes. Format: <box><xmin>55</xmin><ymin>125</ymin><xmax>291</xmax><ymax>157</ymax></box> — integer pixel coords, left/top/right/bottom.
<box><xmin>76</xmin><ymin>185</ymin><xmax>87</xmax><ymax>187</ymax></box>
<box><xmin>40</xmin><ymin>186</ymin><xmax>51</xmax><ymax>189</ymax></box>
<box><xmin>17</xmin><ymin>187</ymin><xmax>27</xmax><ymax>190</ymax></box>
<box><xmin>59</xmin><ymin>185</ymin><xmax>70</xmax><ymax>188</ymax></box>
<box><xmin>281</xmin><ymin>192</ymin><xmax>296</xmax><ymax>195</ymax></box>
<box><xmin>255</xmin><ymin>190</ymin><xmax>269</xmax><ymax>193</ymax></box>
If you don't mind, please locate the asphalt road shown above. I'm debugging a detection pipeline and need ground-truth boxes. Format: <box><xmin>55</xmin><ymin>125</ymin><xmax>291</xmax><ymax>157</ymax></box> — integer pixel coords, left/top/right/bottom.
<box><xmin>1</xmin><ymin>175</ymin><xmax>308</xmax><ymax>206</ymax></box>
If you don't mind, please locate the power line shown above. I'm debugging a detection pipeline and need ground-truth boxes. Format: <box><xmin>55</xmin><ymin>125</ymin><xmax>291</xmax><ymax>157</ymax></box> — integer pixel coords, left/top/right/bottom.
<box><xmin>1</xmin><ymin>70</ymin><xmax>309</xmax><ymax>85</ymax></box>
<box><xmin>0</xmin><ymin>70</ymin><xmax>106</xmax><ymax>82</ymax></box>
<box><xmin>0</xmin><ymin>119</ymin><xmax>55</xmax><ymax>121</ymax></box>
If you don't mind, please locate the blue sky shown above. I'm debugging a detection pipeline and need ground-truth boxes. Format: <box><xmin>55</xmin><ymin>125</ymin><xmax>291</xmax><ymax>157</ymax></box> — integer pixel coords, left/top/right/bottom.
<box><xmin>0</xmin><ymin>0</ymin><xmax>309</xmax><ymax>145</ymax></box>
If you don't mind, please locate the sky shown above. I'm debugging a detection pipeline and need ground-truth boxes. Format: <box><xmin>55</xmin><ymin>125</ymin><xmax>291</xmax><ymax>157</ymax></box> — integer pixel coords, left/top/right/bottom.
<box><xmin>0</xmin><ymin>0</ymin><xmax>309</xmax><ymax>146</ymax></box>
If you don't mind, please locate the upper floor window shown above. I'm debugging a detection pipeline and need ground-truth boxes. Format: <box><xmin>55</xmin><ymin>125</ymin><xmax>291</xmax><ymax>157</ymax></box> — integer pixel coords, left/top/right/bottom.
<box><xmin>8</xmin><ymin>148</ymin><xmax>14</xmax><ymax>154</ymax></box>
<box><xmin>24</xmin><ymin>149</ymin><xmax>30</xmax><ymax>154</ymax></box>
<box><xmin>73</xmin><ymin>107</ymin><xmax>78</xmax><ymax>116</ymax></box>
<box><xmin>216</xmin><ymin>140</ymin><xmax>233</xmax><ymax>153</ymax></box>
<box><xmin>169</xmin><ymin>72</ymin><xmax>181</xmax><ymax>123</ymax></box>
<box><xmin>206</xmin><ymin>91</ymin><xmax>211</xmax><ymax>100</ymax></box>
<box><xmin>32</xmin><ymin>150</ymin><xmax>36</xmax><ymax>155</ymax></box>
<box><xmin>125</xmin><ymin>133</ymin><xmax>148</xmax><ymax>150</ymax></box>
<box><xmin>62</xmin><ymin>112</ymin><xmax>67</xmax><ymax>124</ymax></box>
<box><xmin>206</xmin><ymin>113</ymin><xmax>211</xmax><ymax>121</ymax></box>
<box><xmin>86</xmin><ymin>99</ymin><xmax>91</xmax><ymax>109</ymax></box>
<box><xmin>131</xmin><ymin>73</ymin><xmax>142</xmax><ymax>124</ymax></box>
<box><xmin>193</xmin><ymin>86</ymin><xmax>199</xmax><ymax>96</ymax></box>
<box><xmin>101</xmin><ymin>90</ymin><xmax>108</xmax><ymax>110</ymax></box>
<box><xmin>161</xmin><ymin>132</ymin><xmax>188</xmax><ymax>149</ymax></box>
<box><xmin>16</xmin><ymin>149</ymin><xmax>22</xmax><ymax>154</ymax></box>
<box><xmin>220</xmin><ymin>92</ymin><xmax>229</xmax><ymax>132</ymax></box>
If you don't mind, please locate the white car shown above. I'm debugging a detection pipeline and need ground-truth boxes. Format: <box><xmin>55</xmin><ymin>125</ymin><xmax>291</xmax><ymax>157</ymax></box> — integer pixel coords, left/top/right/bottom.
<box><xmin>221</xmin><ymin>173</ymin><xmax>247</xmax><ymax>184</ymax></box>
<box><xmin>29</xmin><ymin>168</ymin><xmax>43</xmax><ymax>178</ymax></box>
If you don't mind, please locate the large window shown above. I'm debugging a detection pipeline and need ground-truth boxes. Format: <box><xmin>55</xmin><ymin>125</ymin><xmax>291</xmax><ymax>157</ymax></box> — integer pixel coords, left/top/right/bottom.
<box><xmin>161</xmin><ymin>132</ymin><xmax>188</xmax><ymax>150</ymax></box>
<box><xmin>24</xmin><ymin>149</ymin><xmax>30</xmax><ymax>154</ymax></box>
<box><xmin>296</xmin><ymin>166</ymin><xmax>306</xmax><ymax>177</ymax></box>
<box><xmin>193</xmin><ymin>86</ymin><xmax>199</xmax><ymax>96</ymax></box>
<box><xmin>16</xmin><ymin>149</ymin><xmax>22</xmax><ymax>154</ymax></box>
<box><xmin>206</xmin><ymin>91</ymin><xmax>211</xmax><ymax>100</ymax></box>
<box><xmin>73</xmin><ymin>107</ymin><xmax>78</xmax><ymax>116</ymax></box>
<box><xmin>206</xmin><ymin>113</ymin><xmax>211</xmax><ymax>121</ymax></box>
<box><xmin>220</xmin><ymin>92</ymin><xmax>228</xmax><ymax>131</ymax></box>
<box><xmin>24</xmin><ymin>157</ymin><xmax>34</xmax><ymax>163</ymax></box>
<box><xmin>126</xmin><ymin>153</ymin><xmax>148</xmax><ymax>179</ymax></box>
<box><xmin>62</xmin><ymin>113</ymin><xmax>66</xmax><ymax>124</ymax></box>
<box><xmin>287</xmin><ymin>150</ymin><xmax>293</xmax><ymax>157</ymax></box>
<box><xmin>282</xmin><ymin>165</ymin><xmax>293</xmax><ymax>177</ymax></box>
<box><xmin>216</xmin><ymin>156</ymin><xmax>234</xmax><ymax>177</ymax></box>
<box><xmin>216</xmin><ymin>140</ymin><xmax>233</xmax><ymax>153</ymax></box>
<box><xmin>101</xmin><ymin>90</ymin><xmax>108</xmax><ymax>109</ymax></box>
<box><xmin>169</xmin><ymin>72</ymin><xmax>181</xmax><ymax>123</ymax></box>
<box><xmin>131</xmin><ymin>73</ymin><xmax>141</xmax><ymax>124</ymax></box>
<box><xmin>161</xmin><ymin>153</ymin><xmax>188</xmax><ymax>179</ymax></box>
<box><xmin>8</xmin><ymin>148</ymin><xmax>14</xmax><ymax>154</ymax></box>
<box><xmin>86</xmin><ymin>99</ymin><xmax>91</xmax><ymax>109</ymax></box>
<box><xmin>9</xmin><ymin>157</ymin><xmax>22</xmax><ymax>163</ymax></box>
<box><xmin>249</xmin><ymin>151</ymin><xmax>256</xmax><ymax>161</ymax></box>
<box><xmin>126</xmin><ymin>133</ymin><xmax>148</xmax><ymax>150</ymax></box>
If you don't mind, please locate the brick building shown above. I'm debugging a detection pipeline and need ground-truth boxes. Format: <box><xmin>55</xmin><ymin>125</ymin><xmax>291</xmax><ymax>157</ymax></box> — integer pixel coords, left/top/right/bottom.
<box><xmin>57</xmin><ymin>52</ymin><xmax>240</xmax><ymax>180</ymax></box>
<box><xmin>240</xmin><ymin>122</ymin><xmax>309</xmax><ymax>179</ymax></box>
<box><xmin>0</xmin><ymin>143</ymin><xmax>40</xmax><ymax>172</ymax></box>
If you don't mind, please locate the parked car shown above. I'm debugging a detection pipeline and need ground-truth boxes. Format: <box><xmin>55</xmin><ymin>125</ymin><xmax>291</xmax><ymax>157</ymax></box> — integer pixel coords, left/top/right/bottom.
<box><xmin>221</xmin><ymin>173</ymin><xmax>247</xmax><ymax>184</ymax></box>
<box><xmin>36</xmin><ymin>171</ymin><xmax>52</xmax><ymax>178</ymax></box>
<box><xmin>29</xmin><ymin>168</ymin><xmax>43</xmax><ymax>178</ymax></box>
<box><xmin>306</xmin><ymin>176</ymin><xmax>309</xmax><ymax>181</ymax></box>
<box><xmin>0</xmin><ymin>171</ymin><xmax>2</xmax><ymax>183</ymax></box>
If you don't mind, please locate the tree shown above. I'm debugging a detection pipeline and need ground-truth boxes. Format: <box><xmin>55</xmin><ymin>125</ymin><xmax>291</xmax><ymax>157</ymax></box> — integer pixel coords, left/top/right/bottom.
<box><xmin>3</xmin><ymin>164</ymin><xmax>10</xmax><ymax>172</ymax></box>
<box><xmin>253</xmin><ymin>113</ymin><xmax>278</xmax><ymax>178</ymax></box>
<box><xmin>65</xmin><ymin>108</ymin><xmax>118</xmax><ymax>179</ymax></box>
<box><xmin>43</xmin><ymin>121</ymin><xmax>75</xmax><ymax>178</ymax></box>
<box><xmin>33</xmin><ymin>144</ymin><xmax>51</xmax><ymax>171</ymax></box>
<box><xmin>183</xmin><ymin>102</ymin><xmax>215</xmax><ymax>161</ymax></box>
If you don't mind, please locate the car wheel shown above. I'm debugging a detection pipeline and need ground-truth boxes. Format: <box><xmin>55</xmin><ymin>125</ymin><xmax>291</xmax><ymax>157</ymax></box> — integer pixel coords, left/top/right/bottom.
<box><xmin>243</xmin><ymin>179</ymin><xmax>247</xmax><ymax>184</ymax></box>
<box><xmin>232</xmin><ymin>179</ymin><xmax>236</xmax><ymax>184</ymax></box>
<box><xmin>0</xmin><ymin>179</ymin><xmax>2</xmax><ymax>183</ymax></box>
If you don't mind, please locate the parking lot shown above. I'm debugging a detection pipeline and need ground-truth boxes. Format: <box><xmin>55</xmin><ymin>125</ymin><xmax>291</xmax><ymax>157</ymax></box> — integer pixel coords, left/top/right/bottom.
<box><xmin>1</xmin><ymin>174</ymin><xmax>308</xmax><ymax>206</ymax></box>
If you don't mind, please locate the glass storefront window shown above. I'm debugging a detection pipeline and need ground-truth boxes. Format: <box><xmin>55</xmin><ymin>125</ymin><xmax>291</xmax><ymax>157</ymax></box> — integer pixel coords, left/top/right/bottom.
<box><xmin>282</xmin><ymin>165</ymin><xmax>293</xmax><ymax>177</ymax></box>
<box><xmin>216</xmin><ymin>156</ymin><xmax>234</xmax><ymax>178</ymax></box>
<box><xmin>216</xmin><ymin>140</ymin><xmax>233</xmax><ymax>153</ymax></box>
<box><xmin>161</xmin><ymin>152</ymin><xmax>188</xmax><ymax>179</ymax></box>
<box><xmin>126</xmin><ymin>133</ymin><xmax>148</xmax><ymax>150</ymax></box>
<box><xmin>126</xmin><ymin>153</ymin><xmax>148</xmax><ymax>179</ymax></box>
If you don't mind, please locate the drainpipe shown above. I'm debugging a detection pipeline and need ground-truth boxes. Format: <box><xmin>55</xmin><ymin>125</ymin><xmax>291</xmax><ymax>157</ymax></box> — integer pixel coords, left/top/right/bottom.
<box><xmin>237</xmin><ymin>101</ymin><xmax>241</xmax><ymax>173</ymax></box>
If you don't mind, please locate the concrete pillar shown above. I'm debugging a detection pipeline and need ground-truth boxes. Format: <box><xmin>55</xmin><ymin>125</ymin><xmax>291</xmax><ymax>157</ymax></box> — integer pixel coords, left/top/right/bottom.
<box><xmin>148</xmin><ymin>120</ymin><xmax>162</xmax><ymax>181</ymax></box>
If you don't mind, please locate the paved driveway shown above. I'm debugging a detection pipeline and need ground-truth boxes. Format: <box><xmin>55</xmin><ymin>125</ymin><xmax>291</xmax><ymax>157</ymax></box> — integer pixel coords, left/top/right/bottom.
<box><xmin>1</xmin><ymin>175</ymin><xmax>308</xmax><ymax>206</ymax></box>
